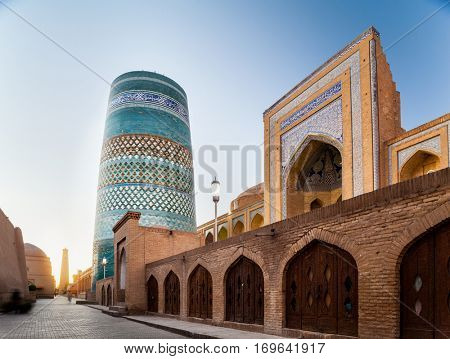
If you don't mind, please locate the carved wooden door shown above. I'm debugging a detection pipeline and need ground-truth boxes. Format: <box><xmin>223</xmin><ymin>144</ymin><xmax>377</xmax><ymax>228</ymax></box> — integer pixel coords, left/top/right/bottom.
<box><xmin>164</xmin><ymin>271</ymin><xmax>180</xmax><ymax>315</ymax></box>
<box><xmin>286</xmin><ymin>241</ymin><xmax>358</xmax><ymax>336</ymax></box>
<box><xmin>189</xmin><ymin>266</ymin><xmax>212</xmax><ymax>319</ymax></box>
<box><xmin>401</xmin><ymin>222</ymin><xmax>450</xmax><ymax>338</ymax></box>
<box><xmin>147</xmin><ymin>276</ymin><xmax>158</xmax><ymax>313</ymax></box>
<box><xmin>226</xmin><ymin>257</ymin><xmax>264</xmax><ymax>324</ymax></box>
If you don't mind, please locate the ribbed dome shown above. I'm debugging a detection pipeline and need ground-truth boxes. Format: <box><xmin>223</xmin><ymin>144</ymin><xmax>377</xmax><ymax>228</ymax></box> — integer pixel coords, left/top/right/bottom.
<box><xmin>24</xmin><ymin>243</ymin><xmax>48</xmax><ymax>258</ymax></box>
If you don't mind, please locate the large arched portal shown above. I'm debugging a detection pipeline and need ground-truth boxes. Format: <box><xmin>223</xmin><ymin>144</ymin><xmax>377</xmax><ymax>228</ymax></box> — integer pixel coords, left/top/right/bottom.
<box><xmin>400</xmin><ymin>150</ymin><xmax>440</xmax><ymax>182</ymax></box>
<box><xmin>225</xmin><ymin>256</ymin><xmax>264</xmax><ymax>325</ymax></box>
<box><xmin>164</xmin><ymin>271</ymin><xmax>180</xmax><ymax>315</ymax></box>
<box><xmin>101</xmin><ymin>285</ymin><xmax>105</xmax><ymax>306</ymax></box>
<box><xmin>400</xmin><ymin>220</ymin><xmax>450</xmax><ymax>338</ymax></box>
<box><xmin>284</xmin><ymin>240</ymin><xmax>358</xmax><ymax>336</ymax></box>
<box><xmin>188</xmin><ymin>265</ymin><xmax>213</xmax><ymax>319</ymax></box>
<box><xmin>147</xmin><ymin>275</ymin><xmax>158</xmax><ymax>313</ymax></box>
<box><xmin>286</xmin><ymin>141</ymin><xmax>342</xmax><ymax>218</ymax></box>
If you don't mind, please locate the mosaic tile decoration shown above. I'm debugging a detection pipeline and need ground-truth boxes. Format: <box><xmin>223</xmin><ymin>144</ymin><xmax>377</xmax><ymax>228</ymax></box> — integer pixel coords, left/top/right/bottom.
<box><xmin>388</xmin><ymin>120</ymin><xmax>450</xmax><ymax>184</ymax></box>
<box><xmin>281</xmin><ymin>99</ymin><xmax>343</xmax><ymax>168</ymax></box>
<box><xmin>101</xmin><ymin>134</ymin><xmax>192</xmax><ymax>166</ymax></box>
<box><xmin>397</xmin><ymin>136</ymin><xmax>441</xmax><ymax>170</ymax></box>
<box><xmin>108</xmin><ymin>90</ymin><xmax>189</xmax><ymax>127</ymax></box>
<box><xmin>111</xmin><ymin>76</ymin><xmax>188</xmax><ymax>102</ymax></box>
<box><xmin>370</xmin><ymin>39</ymin><xmax>380</xmax><ymax>190</ymax></box>
<box><xmin>268</xmin><ymin>51</ymin><xmax>363</xmax><ymax>223</ymax></box>
<box><xmin>280</xmin><ymin>82</ymin><xmax>341</xmax><ymax>130</ymax></box>
<box><xmin>98</xmin><ymin>158</ymin><xmax>193</xmax><ymax>192</ymax></box>
<box><xmin>280</xmin><ymin>100</ymin><xmax>343</xmax><ymax>219</ymax></box>
<box><xmin>96</xmin><ymin>184</ymin><xmax>195</xmax><ymax>218</ymax></box>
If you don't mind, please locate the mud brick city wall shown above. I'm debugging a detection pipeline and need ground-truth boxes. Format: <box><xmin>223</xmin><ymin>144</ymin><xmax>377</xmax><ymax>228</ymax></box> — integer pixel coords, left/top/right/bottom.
<box><xmin>145</xmin><ymin>168</ymin><xmax>450</xmax><ymax>338</ymax></box>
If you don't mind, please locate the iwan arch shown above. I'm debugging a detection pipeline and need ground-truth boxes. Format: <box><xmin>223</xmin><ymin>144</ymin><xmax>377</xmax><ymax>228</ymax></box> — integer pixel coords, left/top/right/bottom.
<box><xmin>96</xmin><ymin>27</ymin><xmax>450</xmax><ymax>339</ymax></box>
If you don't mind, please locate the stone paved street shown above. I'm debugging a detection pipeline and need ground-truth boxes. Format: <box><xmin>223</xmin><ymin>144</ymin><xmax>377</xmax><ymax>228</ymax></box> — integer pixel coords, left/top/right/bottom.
<box><xmin>0</xmin><ymin>296</ymin><xmax>186</xmax><ymax>339</ymax></box>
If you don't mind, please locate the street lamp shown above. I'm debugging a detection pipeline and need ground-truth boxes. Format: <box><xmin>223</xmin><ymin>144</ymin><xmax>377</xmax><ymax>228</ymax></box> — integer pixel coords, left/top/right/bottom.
<box><xmin>211</xmin><ymin>177</ymin><xmax>220</xmax><ymax>242</ymax></box>
<box><xmin>102</xmin><ymin>257</ymin><xmax>107</xmax><ymax>279</ymax></box>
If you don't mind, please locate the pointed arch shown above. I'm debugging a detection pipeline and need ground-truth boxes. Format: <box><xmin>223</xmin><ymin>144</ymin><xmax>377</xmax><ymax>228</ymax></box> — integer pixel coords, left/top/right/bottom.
<box><xmin>250</xmin><ymin>213</ymin><xmax>264</xmax><ymax>230</ymax></box>
<box><xmin>225</xmin><ymin>256</ymin><xmax>264</xmax><ymax>324</ymax></box>
<box><xmin>218</xmin><ymin>226</ymin><xmax>228</xmax><ymax>241</ymax></box>
<box><xmin>106</xmin><ymin>284</ymin><xmax>112</xmax><ymax>307</ymax></box>
<box><xmin>205</xmin><ymin>232</ymin><xmax>214</xmax><ymax>245</ymax></box>
<box><xmin>233</xmin><ymin>220</ymin><xmax>245</xmax><ymax>236</ymax></box>
<box><xmin>399</xmin><ymin>149</ymin><xmax>441</xmax><ymax>182</ymax></box>
<box><xmin>147</xmin><ymin>275</ymin><xmax>158</xmax><ymax>313</ymax></box>
<box><xmin>188</xmin><ymin>265</ymin><xmax>213</xmax><ymax>319</ymax></box>
<box><xmin>164</xmin><ymin>271</ymin><xmax>180</xmax><ymax>315</ymax></box>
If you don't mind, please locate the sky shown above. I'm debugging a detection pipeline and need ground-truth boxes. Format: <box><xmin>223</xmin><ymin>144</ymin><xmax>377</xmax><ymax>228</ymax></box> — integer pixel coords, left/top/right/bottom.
<box><xmin>0</xmin><ymin>0</ymin><xmax>449</xmax><ymax>283</ymax></box>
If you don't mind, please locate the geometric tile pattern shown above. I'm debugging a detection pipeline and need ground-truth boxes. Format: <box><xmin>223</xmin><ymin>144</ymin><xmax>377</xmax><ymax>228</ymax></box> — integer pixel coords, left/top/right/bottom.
<box><xmin>96</xmin><ymin>184</ymin><xmax>195</xmax><ymax>218</ymax></box>
<box><xmin>98</xmin><ymin>158</ymin><xmax>193</xmax><ymax>192</ymax></box>
<box><xmin>101</xmin><ymin>134</ymin><xmax>192</xmax><ymax>167</ymax></box>
<box><xmin>280</xmin><ymin>82</ymin><xmax>342</xmax><ymax>130</ymax></box>
<box><xmin>108</xmin><ymin>90</ymin><xmax>189</xmax><ymax>127</ymax></box>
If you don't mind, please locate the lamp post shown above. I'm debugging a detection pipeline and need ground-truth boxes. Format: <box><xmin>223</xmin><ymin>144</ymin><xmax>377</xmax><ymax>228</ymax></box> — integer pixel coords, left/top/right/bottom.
<box><xmin>102</xmin><ymin>257</ymin><xmax>107</xmax><ymax>279</ymax></box>
<box><xmin>211</xmin><ymin>177</ymin><xmax>220</xmax><ymax>242</ymax></box>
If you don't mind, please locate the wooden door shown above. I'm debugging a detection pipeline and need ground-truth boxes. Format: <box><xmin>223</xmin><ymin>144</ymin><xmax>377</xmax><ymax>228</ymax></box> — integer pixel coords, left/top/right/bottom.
<box><xmin>147</xmin><ymin>276</ymin><xmax>158</xmax><ymax>313</ymax></box>
<box><xmin>401</xmin><ymin>221</ymin><xmax>450</xmax><ymax>338</ymax></box>
<box><xmin>189</xmin><ymin>265</ymin><xmax>212</xmax><ymax>319</ymax></box>
<box><xmin>164</xmin><ymin>271</ymin><xmax>180</xmax><ymax>315</ymax></box>
<box><xmin>285</xmin><ymin>241</ymin><xmax>358</xmax><ymax>336</ymax></box>
<box><xmin>225</xmin><ymin>257</ymin><xmax>264</xmax><ymax>324</ymax></box>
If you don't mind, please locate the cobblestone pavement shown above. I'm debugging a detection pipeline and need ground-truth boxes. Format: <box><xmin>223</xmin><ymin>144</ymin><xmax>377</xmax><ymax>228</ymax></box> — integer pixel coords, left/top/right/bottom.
<box><xmin>0</xmin><ymin>296</ymin><xmax>186</xmax><ymax>339</ymax></box>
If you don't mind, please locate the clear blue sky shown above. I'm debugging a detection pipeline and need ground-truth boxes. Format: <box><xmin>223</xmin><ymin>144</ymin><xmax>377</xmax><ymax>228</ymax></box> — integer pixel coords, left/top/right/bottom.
<box><xmin>0</xmin><ymin>0</ymin><xmax>449</xmax><ymax>280</ymax></box>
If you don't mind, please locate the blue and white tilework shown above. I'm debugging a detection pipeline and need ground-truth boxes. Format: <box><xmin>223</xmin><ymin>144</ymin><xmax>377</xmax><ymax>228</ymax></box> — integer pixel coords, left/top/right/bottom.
<box><xmin>397</xmin><ymin>136</ymin><xmax>441</xmax><ymax>170</ymax></box>
<box><xmin>108</xmin><ymin>90</ymin><xmax>189</xmax><ymax>127</ymax></box>
<box><xmin>269</xmin><ymin>51</ymin><xmax>363</xmax><ymax>222</ymax></box>
<box><xmin>370</xmin><ymin>39</ymin><xmax>380</xmax><ymax>190</ymax></box>
<box><xmin>388</xmin><ymin>120</ymin><xmax>450</xmax><ymax>184</ymax></box>
<box><xmin>280</xmin><ymin>82</ymin><xmax>342</xmax><ymax>130</ymax></box>
<box><xmin>280</xmin><ymin>99</ymin><xmax>343</xmax><ymax>218</ymax></box>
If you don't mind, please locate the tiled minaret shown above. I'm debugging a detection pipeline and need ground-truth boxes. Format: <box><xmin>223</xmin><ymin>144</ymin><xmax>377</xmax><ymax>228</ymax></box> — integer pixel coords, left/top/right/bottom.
<box><xmin>91</xmin><ymin>71</ymin><xmax>196</xmax><ymax>290</ymax></box>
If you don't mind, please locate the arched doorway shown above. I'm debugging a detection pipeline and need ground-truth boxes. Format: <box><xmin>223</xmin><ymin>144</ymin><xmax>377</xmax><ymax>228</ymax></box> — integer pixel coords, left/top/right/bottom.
<box><xmin>225</xmin><ymin>256</ymin><xmax>264</xmax><ymax>325</ymax></box>
<box><xmin>101</xmin><ymin>285</ymin><xmax>105</xmax><ymax>306</ymax></box>
<box><xmin>188</xmin><ymin>265</ymin><xmax>213</xmax><ymax>319</ymax></box>
<box><xmin>106</xmin><ymin>285</ymin><xmax>112</xmax><ymax>307</ymax></box>
<box><xmin>286</xmin><ymin>140</ymin><xmax>342</xmax><ymax>217</ymax></box>
<box><xmin>400</xmin><ymin>220</ymin><xmax>449</xmax><ymax>338</ymax></box>
<box><xmin>218</xmin><ymin>226</ymin><xmax>228</xmax><ymax>241</ymax></box>
<box><xmin>119</xmin><ymin>248</ymin><xmax>126</xmax><ymax>290</ymax></box>
<box><xmin>400</xmin><ymin>150</ymin><xmax>440</xmax><ymax>182</ymax></box>
<box><xmin>250</xmin><ymin>213</ymin><xmax>264</xmax><ymax>230</ymax></box>
<box><xmin>285</xmin><ymin>240</ymin><xmax>358</xmax><ymax>336</ymax></box>
<box><xmin>147</xmin><ymin>275</ymin><xmax>158</xmax><ymax>313</ymax></box>
<box><xmin>205</xmin><ymin>232</ymin><xmax>213</xmax><ymax>245</ymax></box>
<box><xmin>233</xmin><ymin>221</ymin><xmax>244</xmax><ymax>236</ymax></box>
<box><xmin>164</xmin><ymin>271</ymin><xmax>180</xmax><ymax>315</ymax></box>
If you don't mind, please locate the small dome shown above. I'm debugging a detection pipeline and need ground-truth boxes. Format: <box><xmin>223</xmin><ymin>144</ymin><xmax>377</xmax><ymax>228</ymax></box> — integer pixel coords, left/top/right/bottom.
<box><xmin>236</xmin><ymin>183</ymin><xmax>264</xmax><ymax>198</ymax></box>
<box><xmin>24</xmin><ymin>243</ymin><xmax>48</xmax><ymax>258</ymax></box>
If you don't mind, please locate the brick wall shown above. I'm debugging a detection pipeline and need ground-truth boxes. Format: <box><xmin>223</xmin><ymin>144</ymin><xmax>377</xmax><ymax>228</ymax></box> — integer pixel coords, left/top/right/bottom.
<box><xmin>113</xmin><ymin>213</ymin><xmax>200</xmax><ymax>312</ymax></box>
<box><xmin>144</xmin><ymin>169</ymin><xmax>450</xmax><ymax>338</ymax></box>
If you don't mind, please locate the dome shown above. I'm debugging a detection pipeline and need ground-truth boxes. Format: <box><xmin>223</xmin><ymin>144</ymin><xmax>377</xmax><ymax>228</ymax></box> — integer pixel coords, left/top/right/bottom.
<box><xmin>24</xmin><ymin>243</ymin><xmax>48</xmax><ymax>258</ymax></box>
<box><xmin>236</xmin><ymin>183</ymin><xmax>264</xmax><ymax>199</ymax></box>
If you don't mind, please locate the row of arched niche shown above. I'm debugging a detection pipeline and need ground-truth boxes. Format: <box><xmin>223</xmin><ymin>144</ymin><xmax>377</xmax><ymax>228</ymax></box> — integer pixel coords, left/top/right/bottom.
<box><xmin>147</xmin><ymin>220</ymin><xmax>448</xmax><ymax>338</ymax></box>
<box><xmin>205</xmin><ymin>213</ymin><xmax>264</xmax><ymax>243</ymax></box>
